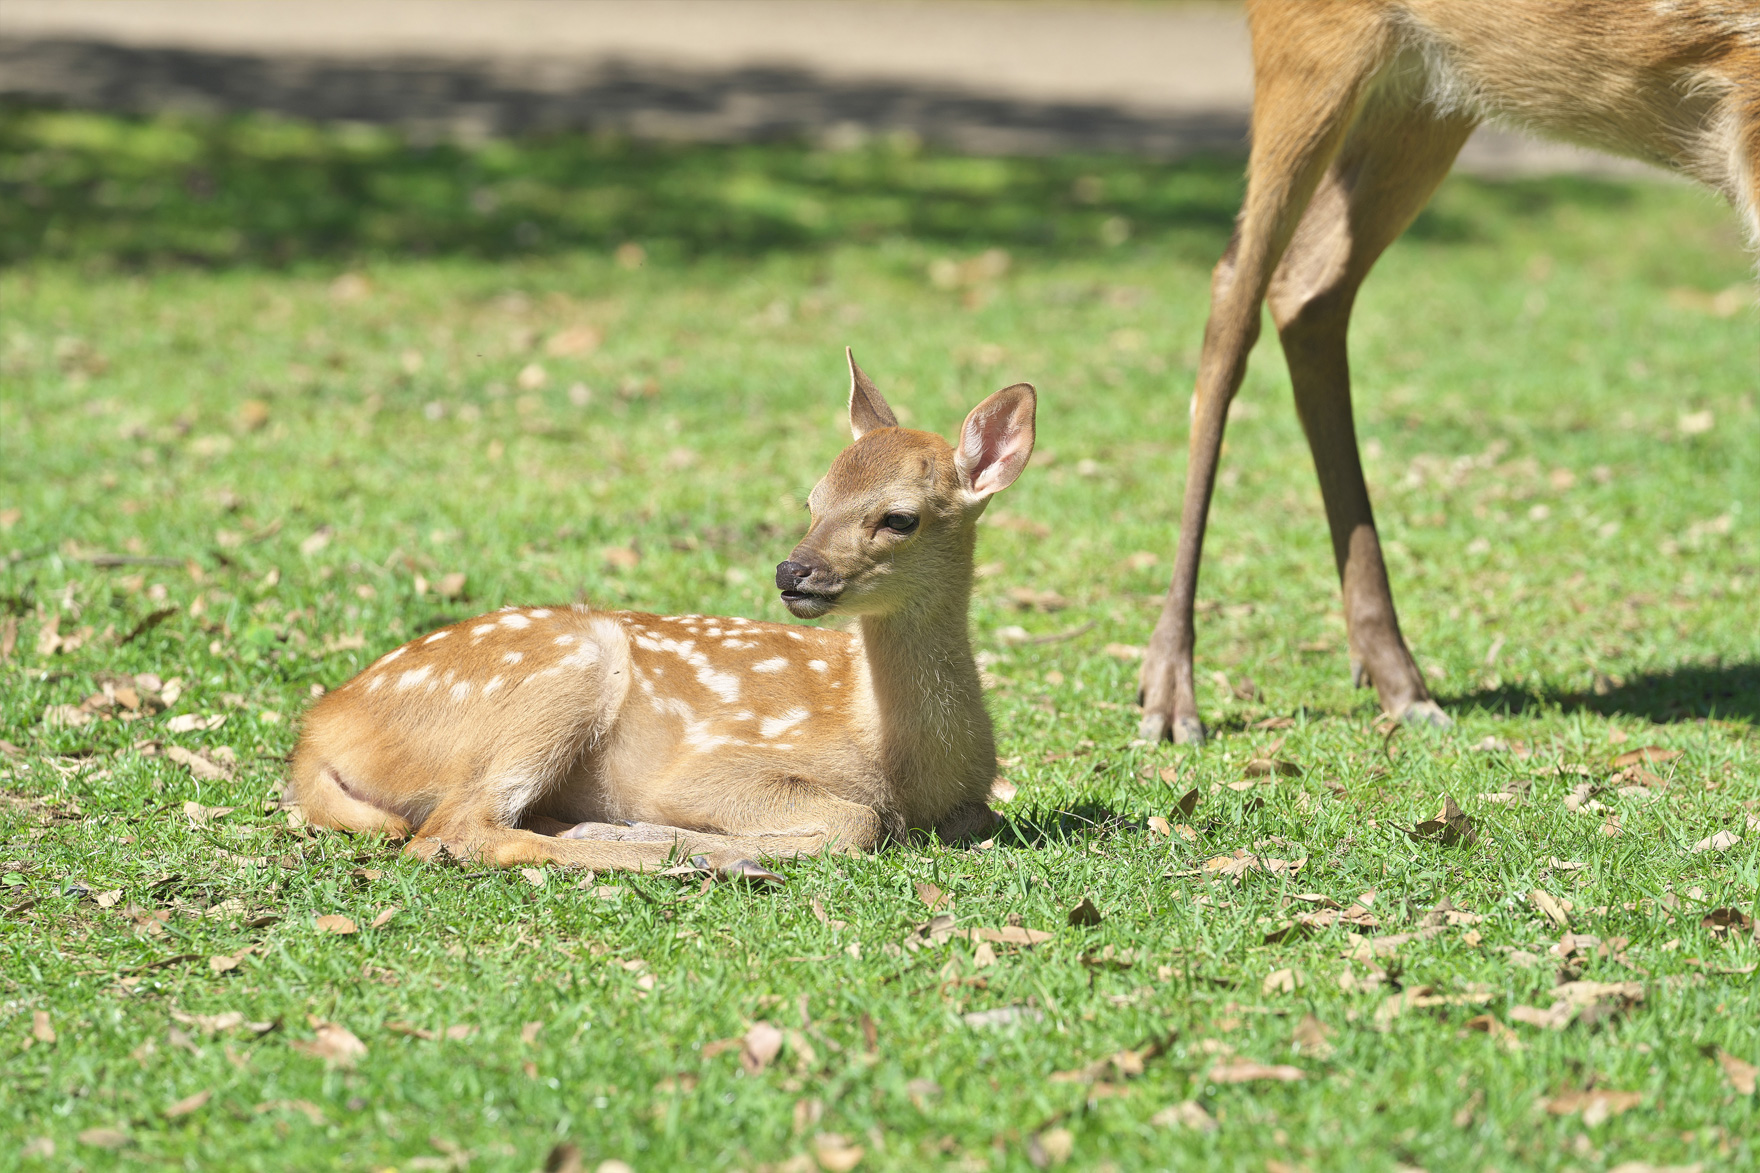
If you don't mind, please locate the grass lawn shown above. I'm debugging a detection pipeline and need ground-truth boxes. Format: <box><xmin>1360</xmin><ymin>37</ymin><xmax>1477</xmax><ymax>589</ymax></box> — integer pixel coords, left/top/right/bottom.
<box><xmin>2</xmin><ymin>108</ymin><xmax>1756</xmax><ymax>1172</ymax></box>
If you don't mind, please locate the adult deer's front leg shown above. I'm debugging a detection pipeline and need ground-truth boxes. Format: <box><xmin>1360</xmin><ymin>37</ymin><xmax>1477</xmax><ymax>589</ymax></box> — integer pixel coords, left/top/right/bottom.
<box><xmin>1139</xmin><ymin>3</ymin><xmax>1397</xmax><ymax>743</ymax></box>
<box><xmin>1268</xmin><ymin>98</ymin><xmax>1474</xmax><ymax>726</ymax></box>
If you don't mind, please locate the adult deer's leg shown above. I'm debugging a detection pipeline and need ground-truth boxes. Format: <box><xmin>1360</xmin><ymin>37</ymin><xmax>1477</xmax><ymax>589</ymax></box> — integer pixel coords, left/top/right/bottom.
<box><xmin>1266</xmin><ymin>94</ymin><xmax>1477</xmax><ymax>726</ymax></box>
<box><xmin>1139</xmin><ymin>3</ymin><xmax>1398</xmax><ymax>744</ymax></box>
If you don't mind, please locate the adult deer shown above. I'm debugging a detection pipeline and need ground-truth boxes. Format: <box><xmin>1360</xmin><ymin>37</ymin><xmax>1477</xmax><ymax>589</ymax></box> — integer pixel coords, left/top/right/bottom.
<box><xmin>286</xmin><ymin>353</ymin><xmax>1033</xmax><ymax>874</ymax></box>
<box><xmin>1138</xmin><ymin>0</ymin><xmax>1758</xmax><ymax>744</ymax></box>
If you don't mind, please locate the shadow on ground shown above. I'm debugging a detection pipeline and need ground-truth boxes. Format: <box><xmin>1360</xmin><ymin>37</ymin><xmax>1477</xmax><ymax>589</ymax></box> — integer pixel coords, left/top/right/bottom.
<box><xmin>1441</xmin><ymin>662</ymin><xmax>1760</xmax><ymax>726</ymax></box>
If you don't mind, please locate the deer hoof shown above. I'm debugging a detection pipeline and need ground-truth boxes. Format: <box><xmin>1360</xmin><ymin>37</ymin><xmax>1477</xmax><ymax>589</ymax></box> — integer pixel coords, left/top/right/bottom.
<box><xmin>1136</xmin><ymin>711</ymin><xmax>1169</xmax><ymax>742</ymax></box>
<box><xmin>1399</xmin><ymin>700</ymin><xmax>1451</xmax><ymax>729</ymax></box>
<box><xmin>1171</xmin><ymin>715</ymin><xmax>1208</xmax><ymax>746</ymax></box>
<box><xmin>713</xmin><ymin>858</ymin><xmax>785</xmax><ymax>885</ymax></box>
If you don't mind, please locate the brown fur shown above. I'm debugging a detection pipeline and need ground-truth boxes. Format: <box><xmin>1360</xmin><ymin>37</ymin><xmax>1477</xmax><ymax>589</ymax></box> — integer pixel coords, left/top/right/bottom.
<box><xmin>287</xmin><ymin>353</ymin><xmax>1036</xmax><ymax>873</ymax></box>
<box><xmin>1138</xmin><ymin>0</ymin><xmax>1759</xmax><ymax>743</ymax></box>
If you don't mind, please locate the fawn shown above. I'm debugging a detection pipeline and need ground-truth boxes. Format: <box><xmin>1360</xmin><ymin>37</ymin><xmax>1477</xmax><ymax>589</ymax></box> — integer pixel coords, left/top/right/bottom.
<box><xmin>1137</xmin><ymin>0</ymin><xmax>1759</xmax><ymax>744</ymax></box>
<box><xmin>287</xmin><ymin>353</ymin><xmax>1035</xmax><ymax>874</ymax></box>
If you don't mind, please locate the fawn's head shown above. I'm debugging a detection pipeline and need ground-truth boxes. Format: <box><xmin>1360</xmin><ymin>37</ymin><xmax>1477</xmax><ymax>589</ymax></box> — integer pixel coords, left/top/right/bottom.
<box><xmin>776</xmin><ymin>350</ymin><xmax>1035</xmax><ymax>620</ymax></box>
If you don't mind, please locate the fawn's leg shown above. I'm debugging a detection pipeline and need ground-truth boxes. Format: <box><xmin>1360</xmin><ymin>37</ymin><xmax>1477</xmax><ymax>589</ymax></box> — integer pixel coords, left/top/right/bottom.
<box><xmin>403</xmin><ymin>820</ymin><xmax>781</xmax><ymax>873</ymax></box>
<box><xmin>643</xmin><ymin>769</ymin><xmax>884</xmax><ymax>856</ymax></box>
<box><xmin>1266</xmin><ymin>89</ymin><xmax>1476</xmax><ymax>727</ymax></box>
<box><xmin>1139</xmin><ymin>2</ymin><xmax>1400</xmax><ymax>744</ymax></box>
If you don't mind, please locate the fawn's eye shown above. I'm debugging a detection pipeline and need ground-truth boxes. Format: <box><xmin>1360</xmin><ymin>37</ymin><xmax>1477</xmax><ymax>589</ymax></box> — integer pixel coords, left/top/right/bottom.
<box><xmin>881</xmin><ymin>512</ymin><xmax>919</xmax><ymax>535</ymax></box>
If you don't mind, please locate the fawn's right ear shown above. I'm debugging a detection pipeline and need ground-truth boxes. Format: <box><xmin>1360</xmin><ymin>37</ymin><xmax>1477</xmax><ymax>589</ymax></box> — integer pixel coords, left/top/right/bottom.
<box><xmin>846</xmin><ymin>348</ymin><xmax>899</xmax><ymax>439</ymax></box>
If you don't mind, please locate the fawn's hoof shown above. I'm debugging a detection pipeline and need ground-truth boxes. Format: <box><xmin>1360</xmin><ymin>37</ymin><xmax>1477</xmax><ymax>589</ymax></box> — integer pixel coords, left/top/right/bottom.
<box><xmin>1137</xmin><ymin>711</ymin><xmax>1207</xmax><ymax>746</ymax></box>
<box><xmin>698</xmin><ymin>856</ymin><xmax>785</xmax><ymax>885</ymax></box>
<box><xmin>1398</xmin><ymin>700</ymin><xmax>1452</xmax><ymax>729</ymax></box>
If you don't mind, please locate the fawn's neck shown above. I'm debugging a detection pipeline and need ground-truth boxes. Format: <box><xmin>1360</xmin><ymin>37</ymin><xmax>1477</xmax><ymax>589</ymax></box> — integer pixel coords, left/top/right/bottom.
<box><xmin>853</xmin><ymin>552</ymin><xmax>993</xmax><ymax>812</ymax></box>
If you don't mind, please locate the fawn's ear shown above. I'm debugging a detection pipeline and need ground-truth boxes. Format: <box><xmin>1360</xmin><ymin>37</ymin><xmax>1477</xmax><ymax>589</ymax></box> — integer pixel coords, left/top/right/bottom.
<box><xmin>847</xmin><ymin>348</ymin><xmax>899</xmax><ymax>439</ymax></box>
<box><xmin>955</xmin><ymin>382</ymin><xmax>1036</xmax><ymax>499</ymax></box>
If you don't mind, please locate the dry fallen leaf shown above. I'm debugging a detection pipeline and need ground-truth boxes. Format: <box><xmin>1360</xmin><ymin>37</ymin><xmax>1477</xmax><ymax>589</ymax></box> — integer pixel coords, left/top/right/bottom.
<box><xmin>1146</xmin><ymin>816</ymin><xmax>1172</xmax><ymax>838</ymax></box>
<box><xmin>1464</xmin><ymin>1014</ymin><xmax>1525</xmax><ymax>1051</ymax></box>
<box><xmin>368</xmin><ymin>905</ymin><xmax>400</xmax><ymax>929</ymax></box>
<box><xmin>1262</xmin><ymin>967</ymin><xmax>1305</xmax><ymax>995</ymax></box>
<box><xmin>812</xmin><ymin>1132</ymin><xmax>866</xmax><ymax>1172</ymax></box>
<box><xmin>972</xmin><ymin>941</ymin><xmax>998</xmax><ymax>969</ymax></box>
<box><xmin>519</xmin><ymin>867</ymin><xmax>546</xmax><ymax>887</ymax></box>
<box><xmin>31</xmin><ymin>1010</ymin><xmax>55</xmax><ymax>1044</ymax></box>
<box><xmin>435</xmin><ymin>572</ymin><xmax>468</xmax><ymax>599</ymax></box>
<box><xmin>1510</xmin><ymin>980</ymin><xmax>1644</xmax><ymax>1031</ymax></box>
<box><xmin>1208</xmin><ymin>1060</ymin><xmax>1303</xmax><ymax>1084</ymax></box>
<box><xmin>1292</xmin><ymin>1013</ymin><xmax>1334</xmax><ymax>1058</ymax></box>
<box><xmin>1543</xmin><ymin>1088</ymin><xmax>1643</xmax><ymax>1126</ymax></box>
<box><xmin>314</xmin><ymin>914</ymin><xmax>358</xmax><ymax>935</ymax></box>
<box><xmin>1174</xmin><ymin>786</ymin><xmax>1201</xmax><ymax>817</ymax></box>
<box><xmin>77</xmin><ymin>1127</ymin><xmax>130</xmax><ymax>1149</ymax></box>
<box><xmin>164</xmin><ymin>744</ymin><xmax>231</xmax><ymax>781</ymax></box>
<box><xmin>1612</xmin><ymin>746</ymin><xmax>1681</xmax><ymax>768</ymax></box>
<box><xmin>290</xmin><ymin>1022</ymin><xmax>366</xmax><ymax>1067</ymax></box>
<box><xmin>1690</xmin><ymin>830</ymin><xmax>1742</xmax><ymax>854</ymax></box>
<box><xmin>742</xmin><ymin>1021</ymin><xmax>784</xmax><ymax>1074</ymax></box>
<box><xmin>164</xmin><ymin>1089</ymin><xmax>212</xmax><ymax>1118</ymax></box>
<box><xmin>1410</xmin><ymin>795</ymin><xmax>1477</xmax><ymax>848</ymax></box>
<box><xmin>521</xmin><ymin>1020</ymin><xmax>544</xmax><ymax>1046</ymax></box>
<box><xmin>989</xmin><ymin>775</ymin><xmax>1018</xmax><ymax>803</ymax></box>
<box><xmin>181</xmin><ymin>800</ymin><xmax>235</xmax><ymax>825</ymax></box>
<box><xmin>1713</xmin><ymin>1048</ymin><xmax>1757</xmax><ymax>1096</ymax></box>
<box><xmin>1530</xmin><ymin>889</ymin><xmax>1571</xmax><ymax>928</ymax></box>
<box><xmin>1150</xmin><ymin>1099</ymin><xmax>1217</xmax><ymax>1131</ymax></box>
<box><xmin>1067</xmin><ymin>896</ymin><xmax>1103</xmax><ymax>927</ymax></box>
<box><xmin>914</xmin><ymin>881</ymin><xmax>950</xmax><ymax>912</ymax></box>
<box><xmin>1701</xmin><ymin>907</ymin><xmax>1755</xmax><ymax>937</ymax></box>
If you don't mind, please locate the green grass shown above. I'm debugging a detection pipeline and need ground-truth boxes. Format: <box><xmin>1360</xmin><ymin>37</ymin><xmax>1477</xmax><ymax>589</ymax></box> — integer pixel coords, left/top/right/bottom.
<box><xmin>2</xmin><ymin>108</ymin><xmax>1756</xmax><ymax>1172</ymax></box>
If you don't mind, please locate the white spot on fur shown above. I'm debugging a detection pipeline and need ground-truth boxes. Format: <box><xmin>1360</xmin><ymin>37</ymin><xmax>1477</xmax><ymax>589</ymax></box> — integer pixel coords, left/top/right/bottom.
<box><xmin>530</xmin><ymin>608</ymin><xmax>552</xmax><ymax>618</ymax></box>
<box><xmin>366</xmin><ymin>675</ymin><xmax>384</xmax><ymax>692</ymax></box>
<box><xmin>721</xmin><ymin>638</ymin><xmax>754</xmax><ymax>649</ymax></box>
<box><xmin>786</xmin><ymin>631</ymin><xmax>805</xmax><ymax>641</ymax></box>
<box><xmin>760</xmin><ymin>707</ymin><xmax>809</xmax><ymax>738</ymax></box>
<box><xmin>500</xmin><ymin>613</ymin><xmax>531</xmax><ymax>630</ymax></box>
<box><xmin>635</xmin><ymin>635</ymin><xmax>662</xmax><ymax>652</ymax></box>
<box><xmin>752</xmin><ymin>657</ymin><xmax>788</xmax><ymax>674</ymax></box>
<box><xmin>425</xmin><ymin>630</ymin><xmax>450</xmax><ymax>644</ymax></box>
<box><xmin>483</xmin><ymin>676</ymin><xmax>504</xmax><ymax>696</ymax></box>
<box><xmin>397</xmin><ymin>665</ymin><xmax>432</xmax><ymax>690</ymax></box>
<box><xmin>450</xmin><ymin>681</ymin><xmax>471</xmax><ymax>701</ymax></box>
<box><xmin>559</xmin><ymin>643</ymin><xmax>601</xmax><ymax>669</ymax></box>
<box><xmin>807</xmin><ymin>659</ymin><xmax>828</xmax><ymax>672</ymax></box>
<box><xmin>472</xmin><ymin>624</ymin><xmax>495</xmax><ymax>637</ymax></box>
<box><xmin>378</xmin><ymin>646</ymin><xmax>406</xmax><ymax>666</ymax></box>
<box><xmin>555</xmin><ymin>634</ymin><xmax>576</xmax><ymax>645</ymax></box>
<box><xmin>504</xmin><ymin>651</ymin><xmax>524</xmax><ymax>664</ymax></box>
<box><xmin>697</xmin><ymin>666</ymin><xmax>742</xmax><ymax>703</ymax></box>
<box><xmin>734</xmin><ymin>711</ymin><xmax>753</xmax><ymax>721</ymax></box>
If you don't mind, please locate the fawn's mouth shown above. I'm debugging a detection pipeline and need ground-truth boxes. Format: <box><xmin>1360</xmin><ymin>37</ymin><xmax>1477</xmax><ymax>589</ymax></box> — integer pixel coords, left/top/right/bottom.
<box><xmin>780</xmin><ymin>588</ymin><xmax>840</xmax><ymax>617</ymax></box>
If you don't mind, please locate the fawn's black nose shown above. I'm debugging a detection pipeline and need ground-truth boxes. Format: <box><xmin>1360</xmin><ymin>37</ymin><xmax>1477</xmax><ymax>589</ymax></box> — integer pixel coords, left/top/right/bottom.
<box><xmin>775</xmin><ymin>560</ymin><xmax>815</xmax><ymax>591</ymax></box>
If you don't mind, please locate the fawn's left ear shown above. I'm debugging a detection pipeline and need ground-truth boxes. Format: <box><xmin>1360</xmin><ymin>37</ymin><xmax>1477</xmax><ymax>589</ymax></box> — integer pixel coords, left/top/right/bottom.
<box><xmin>847</xmin><ymin>348</ymin><xmax>900</xmax><ymax>439</ymax></box>
<box><xmin>955</xmin><ymin>383</ymin><xmax>1036</xmax><ymax>499</ymax></box>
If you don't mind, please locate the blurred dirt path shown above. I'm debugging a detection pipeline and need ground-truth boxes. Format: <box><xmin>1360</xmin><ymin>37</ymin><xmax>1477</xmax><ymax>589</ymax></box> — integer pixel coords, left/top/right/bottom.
<box><xmin>0</xmin><ymin>0</ymin><xmax>1651</xmax><ymax>175</ymax></box>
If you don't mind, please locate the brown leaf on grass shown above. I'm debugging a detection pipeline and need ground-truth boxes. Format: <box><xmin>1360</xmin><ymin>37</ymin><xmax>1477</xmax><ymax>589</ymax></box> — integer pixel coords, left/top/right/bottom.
<box><xmin>369</xmin><ymin>905</ymin><xmax>400</xmax><ymax>929</ymax></box>
<box><xmin>164</xmin><ymin>1089</ymin><xmax>212</xmax><ymax>1118</ymax></box>
<box><xmin>1544</xmin><ymin>1088</ymin><xmax>1644</xmax><ymax>1125</ymax></box>
<box><xmin>1244</xmin><ymin>758</ymin><xmax>1301</xmax><ymax>778</ymax></box>
<box><xmin>166</xmin><ymin>713</ymin><xmax>226</xmax><ymax>733</ymax></box>
<box><xmin>1208</xmin><ymin>1060</ymin><xmax>1303</xmax><ymax>1083</ymax></box>
<box><xmin>77</xmin><ymin>1127</ymin><xmax>130</xmax><ymax>1149</ymax></box>
<box><xmin>1690</xmin><ymin>830</ymin><xmax>1742</xmax><ymax>854</ymax></box>
<box><xmin>1292</xmin><ymin>1013</ymin><xmax>1334</xmax><ymax>1058</ymax></box>
<box><xmin>742</xmin><ymin>1021</ymin><xmax>784</xmax><ymax>1074</ymax></box>
<box><xmin>1262</xmin><ymin>967</ymin><xmax>1305</xmax><ymax>995</ymax></box>
<box><xmin>1149</xmin><ymin>1100</ymin><xmax>1217</xmax><ymax>1132</ymax></box>
<box><xmin>1701</xmin><ymin>908</ymin><xmax>1755</xmax><ymax>937</ymax></box>
<box><xmin>1146</xmin><ymin>816</ymin><xmax>1172</xmax><ymax>838</ymax></box>
<box><xmin>290</xmin><ymin>1022</ymin><xmax>365</xmax><ymax>1067</ymax></box>
<box><xmin>31</xmin><ymin>1010</ymin><xmax>55</xmax><ymax>1043</ymax></box>
<box><xmin>989</xmin><ymin>775</ymin><xmax>1018</xmax><ymax>803</ymax></box>
<box><xmin>1199</xmin><ymin>848</ymin><xmax>1307</xmax><ymax>882</ymax></box>
<box><xmin>519</xmin><ymin>867</ymin><xmax>546</xmax><ymax>887</ymax></box>
<box><xmin>1510</xmin><ymin>981</ymin><xmax>1644</xmax><ymax>1031</ymax></box>
<box><xmin>434</xmin><ymin>572</ymin><xmax>468</xmax><ymax>599</ymax></box>
<box><xmin>1464</xmin><ymin>1014</ymin><xmax>1525</xmax><ymax>1051</ymax></box>
<box><xmin>314</xmin><ymin>914</ymin><xmax>357</xmax><ymax>935</ymax></box>
<box><xmin>914</xmin><ymin>882</ymin><xmax>950</xmax><ymax>912</ymax></box>
<box><xmin>209</xmin><ymin>947</ymin><xmax>253</xmax><ymax>973</ymax></box>
<box><xmin>1712</xmin><ymin>1048</ymin><xmax>1757</xmax><ymax>1095</ymax></box>
<box><xmin>254</xmin><ymin>1098</ymin><xmax>327</xmax><ymax>1125</ymax></box>
<box><xmin>545</xmin><ymin>325</ymin><xmax>603</xmax><ymax>357</ymax></box>
<box><xmin>1007</xmin><ymin>586</ymin><xmax>1069</xmax><ymax>612</ymax></box>
<box><xmin>812</xmin><ymin>1132</ymin><xmax>866</xmax><ymax>1172</ymax></box>
<box><xmin>543</xmin><ymin>1142</ymin><xmax>584</xmax><ymax>1173</ymax></box>
<box><xmin>164</xmin><ymin>744</ymin><xmax>231</xmax><ymax>781</ymax></box>
<box><xmin>1410</xmin><ymin>795</ymin><xmax>1477</xmax><ymax>848</ymax></box>
<box><xmin>181</xmin><ymin>800</ymin><xmax>235</xmax><ymax>825</ymax></box>
<box><xmin>521</xmin><ymin>1020</ymin><xmax>544</xmax><ymax>1046</ymax></box>
<box><xmin>1174</xmin><ymin>786</ymin><xmax>1200</xmax><ymax>817</ymax></box>
<box><xmin>1612</xmin><ymin>746</ymin><xmax>1681</xmax><ymax>768</ymax></box>
<box><xmin>1067</xmin><ymin>896</ymin><xmax>1103</xmax><ymax>927</ymax></box>
<box><xmin>1530</xmin><ymin>889</ymin><xmax>1571</xmax><ymax>928</ymax></box>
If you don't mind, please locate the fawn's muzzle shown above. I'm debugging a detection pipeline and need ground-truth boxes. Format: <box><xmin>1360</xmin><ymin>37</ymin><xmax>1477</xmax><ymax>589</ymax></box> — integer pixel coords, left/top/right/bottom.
<box><xmin>776</xmin><ymin>559</ymin><xmax>842</xmax><ymax>616</ymax></box>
